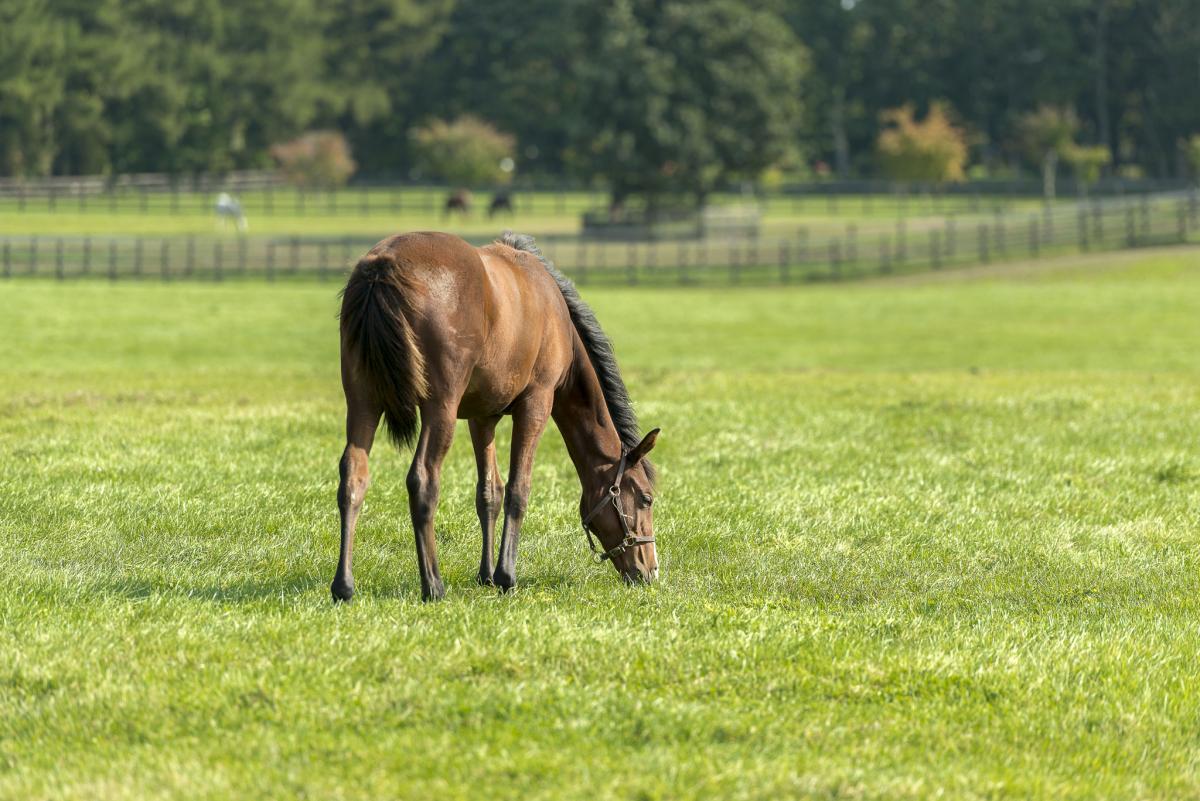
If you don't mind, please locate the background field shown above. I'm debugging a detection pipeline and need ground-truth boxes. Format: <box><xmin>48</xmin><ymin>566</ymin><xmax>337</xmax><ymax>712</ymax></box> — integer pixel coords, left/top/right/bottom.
<box><xmin>2</xmin><ymin>248</ymin><xmax>1199</xmax><ymax>799</ymax></box>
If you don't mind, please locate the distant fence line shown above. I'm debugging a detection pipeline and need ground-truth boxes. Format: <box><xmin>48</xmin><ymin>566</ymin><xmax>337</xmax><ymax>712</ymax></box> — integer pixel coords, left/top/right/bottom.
<box><xmin>1</xmin><ymin>192</ymin><xmax>1197</xmax><ymax>286</ymax></box>
<box><xmin>0</xmin><ymin>172</ymin><xmax>1194</xmax><ymax>219</ymax></box>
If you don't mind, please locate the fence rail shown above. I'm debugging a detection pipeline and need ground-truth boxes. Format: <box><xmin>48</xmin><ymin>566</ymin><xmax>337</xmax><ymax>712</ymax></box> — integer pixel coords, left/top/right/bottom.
<box><xmin>1</xmin><ymin>192</ymin><xmax>1197</xmax><ymax>286</ymax></box>
<box><xmin>1</xmin><ymin>175</ymin><xmax>1195</xmax><ymax>219</ymax></box>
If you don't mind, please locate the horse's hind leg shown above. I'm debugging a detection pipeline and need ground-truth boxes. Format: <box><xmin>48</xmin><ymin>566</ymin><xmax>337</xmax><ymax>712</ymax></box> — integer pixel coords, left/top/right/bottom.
<box><xmin>469</xmin><ymin>416</ymin><xmax>504</xmax><ymax>585</ymax></box>
<box><xmin>333</xmin><ymin>384</ymin><xmax>382</xmax><ymax>603</ymax></box>
<box><xmin>407</xmin><ymin>403</ymin><xmax>457</xmax><ymax>601</ymax></box>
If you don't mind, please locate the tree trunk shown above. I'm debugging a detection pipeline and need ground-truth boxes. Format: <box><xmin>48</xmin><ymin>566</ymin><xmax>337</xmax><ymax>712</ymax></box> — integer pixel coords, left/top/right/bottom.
<box><xmin>831</xmin><ymin>83</ymin><xmax>850</xmax><ymax>178</ymax></box>
<box><xmin>1094</xmin><ymin>0</ymin><xmax>1113</xmax><ymax>165</ymax></box>
<box><xmin>1042</xmin><ymin>150</ymin><xmax>1058</xmax><ymax>200</ymax></box>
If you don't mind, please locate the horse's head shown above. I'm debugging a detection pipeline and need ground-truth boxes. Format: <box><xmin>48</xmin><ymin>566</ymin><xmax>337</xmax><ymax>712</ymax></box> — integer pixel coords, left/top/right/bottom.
<box><xmin>581</xmin><ymin>428</ymin><xmax>660</xmax><ymax>584</ymax></box>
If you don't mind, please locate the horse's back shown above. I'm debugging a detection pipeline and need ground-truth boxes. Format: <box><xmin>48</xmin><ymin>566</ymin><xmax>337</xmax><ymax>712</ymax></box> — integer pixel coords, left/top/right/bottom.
<box><xmin>361</xmin><ymin>232</ymin><xmax>573</xmax><ymax>417</ymax></box>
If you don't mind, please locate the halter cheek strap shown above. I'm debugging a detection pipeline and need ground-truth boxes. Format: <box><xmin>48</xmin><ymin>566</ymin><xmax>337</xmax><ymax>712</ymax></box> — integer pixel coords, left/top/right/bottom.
<box><xmin>580</xmin><ymin>448</ymin><xmax>655</xmax><ymax>563</ymax></box>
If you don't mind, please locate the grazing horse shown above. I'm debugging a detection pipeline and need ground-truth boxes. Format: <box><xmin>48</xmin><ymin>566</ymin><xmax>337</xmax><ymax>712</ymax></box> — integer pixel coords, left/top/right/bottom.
<box><xmin>333</xmin><ymin>231</ymin><xmax>659</xmax><ymax>601</ymax></box>
<box><xmin>443</xmin><ymin>189</ymin><xmax>472</xmax><ymax>217</ymax></box>
<box><xmin>487</xmin><ymin>190</ymin><xmax>514</xmax><ymax>219</ymax></box>
<box><xmin>214</xmin><ymin>192</ymin><xmax>248</xmax><ymax>232</ymax></box>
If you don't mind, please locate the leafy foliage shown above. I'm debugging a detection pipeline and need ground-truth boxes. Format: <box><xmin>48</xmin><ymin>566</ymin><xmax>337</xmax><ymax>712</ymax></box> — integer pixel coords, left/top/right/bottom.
<box><xmin>409</xmin><ymin>116</ymin><xmax>515</xmax><ymax>186</ymax></box>
<box><xmin>270</xmin><ymin>131</ymin><xmax>356</xmax><ymax>188</ymax></box>
<box><xmin>875</xmin><ymin>103</ymin><xmax>968</xmax><ymax>183</ymax></box>
<box><xmin>569</xmin><ymin>0</ymin><xmax>804</xmax><ymax>204</ymax></box>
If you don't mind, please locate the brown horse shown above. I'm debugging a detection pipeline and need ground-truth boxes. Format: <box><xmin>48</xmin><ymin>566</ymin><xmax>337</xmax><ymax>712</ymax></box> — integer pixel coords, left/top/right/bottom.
<box><xmin>333</xmin><ymin>231</ymin><xmax>659</xmax><ymax>601</ymax></box>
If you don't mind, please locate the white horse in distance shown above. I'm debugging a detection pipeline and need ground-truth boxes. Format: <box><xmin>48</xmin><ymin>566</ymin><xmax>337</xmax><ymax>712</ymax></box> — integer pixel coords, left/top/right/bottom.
<box><xmin>215</xmin><ymin>192</ymin><xmax>248</xmax><ymax>232</ymax></box>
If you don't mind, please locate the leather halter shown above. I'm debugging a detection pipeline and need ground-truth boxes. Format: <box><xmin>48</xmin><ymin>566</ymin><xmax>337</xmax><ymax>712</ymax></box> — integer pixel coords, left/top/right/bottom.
<box><xmin>581</xmin><ymin>448</ymin><xmax>655</xmax><ymax>562</ymax></box>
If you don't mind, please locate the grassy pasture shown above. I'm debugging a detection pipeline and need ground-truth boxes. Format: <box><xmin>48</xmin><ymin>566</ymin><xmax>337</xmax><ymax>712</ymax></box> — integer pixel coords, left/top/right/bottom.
<box><xmin>1</xmin><ymin>248</ymin><xmax>1199</xmax><ymax>799</ymax></box>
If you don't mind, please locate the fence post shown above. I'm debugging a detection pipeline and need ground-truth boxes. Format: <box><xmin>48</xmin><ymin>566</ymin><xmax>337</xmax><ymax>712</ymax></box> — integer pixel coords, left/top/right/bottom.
<box><xmin>214</xmin><ymin>241</ymin><xmax>223</xmax><ymax>281</ymax></box>
<box><xmin>1029</xmin><ymin>217</ymin><xmax>1040</xmax><ymax>257</ymax></box>
<box><xmin>108</xmin><ymin>240</ymin><xmax>118</xmax><ymax>281</ymax></box>
<box><xmin>55</xmin><ymin>238</ymin><xmax>64</xmax><ymax>280</ymax></box>
<box><xmin>267</xmin><ymin>241</ymin><xmax>276</xmax><ymax>282</ymax></box>
<box><xmin>895</xmin><ymin>219</ymin><xmax>907</xmax><ymax>263</ymax></box>
<box><xmin>779</xmin><ymin>240</ymin><xmax>790</xmax><ymax>285</ymax></box>
<box><xmin>931</xmin><ymin>231</ymin><xmax>941</xmax><ymax>270</ymax></box>
<box><xmin>319</xmin><ymin>242</ymin><xmax>329</xmax><ymax>281</ymax></box>
<box><xmin>578</xmin><ymin>240</ymin><xmax>588</xmax><ymax>286</ymax></box>
<box><xmin>134</xmin><ymin>239</ymin><xmax>144</xmax><ymax>277</ymax></box>
<box><xmin>626</xmin><ymin>242</ymin><xmax>637</xmax><ymax>286</ymax></box>
<box><xmin>1189</xmin><ymin>186</ymin><xmax>1199</xmax><ymax>228</ymax></box>
<box><xmin>1139</xmin><ymin>194</ymin><xmax>1150</xmax><ymax>240</ymax></box>
<box><xmin>977</xmin><ymin>224</ymin><xmax>989</xmax><ymax>263</ymax></box>
<box><xmin>239</xmin><ymin>237</ymin><xmax>248</xmax><ymax>275</ymax></box>
<box><xmin>290</xmin><ymin>237</ymin><xmax>300</xmax><ymax>274</ymax></box>
<box><xmin>2</xmin><ymin>241</ymin><xmax>9</xmax><ymax>278</ymax></box>
<box><xmin>1124</xmin><ymin>203</ymin><xmax>1136</xmax><ymax>247</ymax></box>
<box><xmin>186</xmin><ymin>236</ymin><xmax>196</xmax><ymax>276</ymax></box>
<box><xmin>1077</xmin><ymin>206</ymin><xmax>1090</xmax><ymax>251</ymax></box>
<box><xmin>161</xmin><ymin>240</ymin><xmax>170</xmax><ymax>281</ymax></box>
<box><xmin>1177</xmin><ymin>198</ymin><xmax>1188</xmax><ymax>243</ymax></box>
<box><xmin>30</xmin><ymin>237</ymin><xmax>38</xmax><ymax>275</ymax></box>
<box><xmin>82</xmin><ymin>237</ymin><xmax>92</xmax><ymax>275</ymax></box>
<box><xmin>730</xmin><ymin>242</ymin><xmax>741</xmax><ymax>284</ymax></box>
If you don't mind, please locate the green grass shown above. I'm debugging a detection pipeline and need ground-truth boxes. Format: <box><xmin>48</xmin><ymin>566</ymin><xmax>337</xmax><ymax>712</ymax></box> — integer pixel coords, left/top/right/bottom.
<box><xmin>2</xmin><ymin>248</ymin><xmax>1199</xmax><ymax>799</ymax></box>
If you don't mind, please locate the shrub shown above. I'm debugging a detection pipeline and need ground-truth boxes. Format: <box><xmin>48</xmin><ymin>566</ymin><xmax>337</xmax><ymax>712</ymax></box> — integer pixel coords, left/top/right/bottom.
<box><xmin>876</xmin><ymin>103</ymin><xmax>968</xmax><ymax>183</ymax></box>
<box><xmin>410</xmin><ymin>116</ymin><xmax>516</xmax><ymax>186</ymax></box>
<box><xmin>270</xmin><ymin>131</ymin><xmax>356</xmax><ymax>188</ymax></box>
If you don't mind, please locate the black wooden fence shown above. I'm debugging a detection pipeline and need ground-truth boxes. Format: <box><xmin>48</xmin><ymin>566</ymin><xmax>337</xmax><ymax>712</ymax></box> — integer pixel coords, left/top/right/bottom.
<box><xmin>1</xmin><ymin>192</ymin><xmax>1197</xmax><ymax>286</ymax></box>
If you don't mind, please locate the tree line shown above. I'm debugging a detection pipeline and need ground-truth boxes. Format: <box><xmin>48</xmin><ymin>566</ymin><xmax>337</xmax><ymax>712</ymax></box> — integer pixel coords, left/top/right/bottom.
<box><xmin>2</xmin><ymin>0</ymin><xmax>1198</xmax><ymax>197</ymax></box>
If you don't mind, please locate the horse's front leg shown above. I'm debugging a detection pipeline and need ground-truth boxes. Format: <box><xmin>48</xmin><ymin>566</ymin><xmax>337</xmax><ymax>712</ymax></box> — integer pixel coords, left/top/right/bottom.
<box><xmin>493</xmin><ymin>394</ymin><xmax>553</xmax><ymax>592</ymax></box>
<box><xmin>406</xmin><ymin>404</ymin><xmax>457</xmax><ymax>601</ymax></box>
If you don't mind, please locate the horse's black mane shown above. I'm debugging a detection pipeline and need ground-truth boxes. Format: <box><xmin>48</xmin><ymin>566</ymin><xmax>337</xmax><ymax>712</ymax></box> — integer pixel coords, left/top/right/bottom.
<box><xmin>500</xmin><ymin>232</ymin><xmax>654</xmax><ymax>483</ymax></box>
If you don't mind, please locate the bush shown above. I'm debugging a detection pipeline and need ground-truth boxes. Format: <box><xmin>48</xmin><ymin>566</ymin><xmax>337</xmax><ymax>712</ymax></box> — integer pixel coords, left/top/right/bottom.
<box><xmin>270</xmin><ymin>131</ymin><xmax>356</xmax><ymax>188</ymax></box>
<box><xmin>876</xmin><ymin>103</ymin><xmax>968</xmax><ymax>183</ymax></box>
<box><xmin>410</xmin><ymin>116</ymin><xmax>516</xmax><ymax>186</ymax></box>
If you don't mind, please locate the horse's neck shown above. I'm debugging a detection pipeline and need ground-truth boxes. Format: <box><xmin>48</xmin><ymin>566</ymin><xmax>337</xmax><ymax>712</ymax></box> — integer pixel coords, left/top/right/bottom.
<box><xmin>552</xmin><ymin>340</ymin><xmax>623</xmax><ymax>491</ymax></box>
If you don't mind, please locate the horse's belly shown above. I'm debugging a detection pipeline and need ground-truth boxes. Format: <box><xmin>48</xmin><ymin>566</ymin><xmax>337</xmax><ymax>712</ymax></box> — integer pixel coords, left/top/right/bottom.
<box><xmin>455</xmin><ymin>368</ymin><xmax>526</xmax><ymax>419</ymax></box>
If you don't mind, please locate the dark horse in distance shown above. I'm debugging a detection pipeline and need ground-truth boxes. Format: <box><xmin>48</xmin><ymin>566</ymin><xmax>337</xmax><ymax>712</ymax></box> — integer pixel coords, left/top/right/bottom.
<box><xmin>333</xmin><ymin>231</ymin><xmax>659</xmax><ymax>601</ymax></box>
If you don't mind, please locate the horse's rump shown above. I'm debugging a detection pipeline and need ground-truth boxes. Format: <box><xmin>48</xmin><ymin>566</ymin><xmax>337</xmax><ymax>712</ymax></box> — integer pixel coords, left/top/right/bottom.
<box><xmin>339</xmin><ymin>253</ymin><xmax>430</xmax><ymax>448</ymax></box>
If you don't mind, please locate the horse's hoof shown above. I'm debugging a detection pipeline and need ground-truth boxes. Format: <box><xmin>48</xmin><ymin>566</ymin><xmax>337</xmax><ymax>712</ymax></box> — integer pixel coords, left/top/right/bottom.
<box><xmin>492</xmin><ymin>569</ymin><xmax>516</xmax><ymax>593</ymax></box>
<box><xmin>475</xmin><ymin>570</ymin><xmax>494</xmax><ymax>587</ymax></box>
<box><xmin>331</xmin><ymin>580</ymin><xmax>355</xmax><ymax>603</ymax></box>
<box><xmin>422</xmin><ymin>578</ymin><xmax>446</xmax><ymax>602</ymax></box>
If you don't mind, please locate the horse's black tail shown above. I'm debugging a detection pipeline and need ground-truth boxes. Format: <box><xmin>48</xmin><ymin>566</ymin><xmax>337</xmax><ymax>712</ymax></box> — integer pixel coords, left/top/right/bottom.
<box><xmin>339</xmin><ymin>253</ymin><xmax>429</xmax><ymax>449</ymax></box>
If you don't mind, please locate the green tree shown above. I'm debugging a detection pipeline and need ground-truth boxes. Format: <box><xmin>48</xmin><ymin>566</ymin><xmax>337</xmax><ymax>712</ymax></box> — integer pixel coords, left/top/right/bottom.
<box><xmin>1019</xmin><ymin>106</ymin><xmax>1079</xmax><ymax>199</ymax></box>
<box><xmin>570</xmin><ymin>0</ymin><xmax>804</xmax><ymax>207</ymax></box>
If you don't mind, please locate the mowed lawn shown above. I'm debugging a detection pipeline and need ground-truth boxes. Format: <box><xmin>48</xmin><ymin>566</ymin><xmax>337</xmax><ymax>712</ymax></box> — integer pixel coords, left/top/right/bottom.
<box><xmin>1</xmin><ymin>249</ymin><xmax>1199</xmax><ymax>800</ymax></box>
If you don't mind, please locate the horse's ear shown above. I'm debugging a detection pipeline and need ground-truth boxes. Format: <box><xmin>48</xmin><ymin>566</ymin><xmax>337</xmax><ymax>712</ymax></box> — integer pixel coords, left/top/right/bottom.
<box><xmin>628</xmin><ymin>428</ymin><xmax>660</xmax><ymax>465</ymax></box>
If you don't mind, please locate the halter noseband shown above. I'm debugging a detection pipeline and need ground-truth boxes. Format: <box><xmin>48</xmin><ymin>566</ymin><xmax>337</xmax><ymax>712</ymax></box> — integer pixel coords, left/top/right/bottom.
<box><xmin>580</xmin><ymin>448</ymin><xmax>655</xmax><ymax>563</ymax></box>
